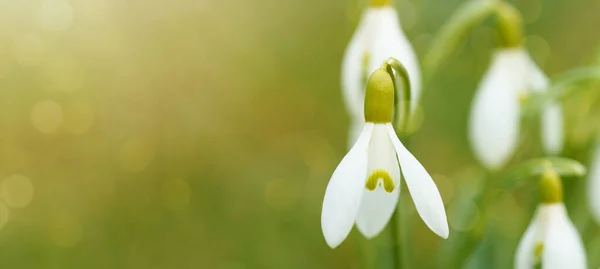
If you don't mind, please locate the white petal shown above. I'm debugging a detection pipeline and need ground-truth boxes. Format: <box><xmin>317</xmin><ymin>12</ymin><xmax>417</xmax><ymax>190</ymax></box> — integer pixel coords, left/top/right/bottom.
<box><xmin>368</xmin><ymin>7</ymin><xmax>422</xmax><ymax>115</ymax></box>
<box><xmin>541</xmin><ymin>103</ymin><xmax>564</xmax><ymax>155</ymax></box>
<box><xmin>525</xmin><ymin>57</ymin><xmax>565</xmax><ymax>155</ymax></box>
<box><xmin>469</xmin><ymin>48</ymin><xmax>529</xmax><ymax>169</ymax></box>
<box><xmin>321</xmin><ymin>123</ymin><xmax>375</xmax><ymax>248</ymax></box>
<box><xmin>341</xmin><ymin>9</ymin><xmax>376</xmax><ymax>121</ymax></box>
<box><xmin>588</xmin><ymin>143</ymin><xmax>600</xmax><ymax>224</ymax></box>
<box><xmin>355</xmin><ymin>124</ymin><xmax>401</xmax><ymax>238</ymax></box>
<box><xmin>527</xmin><ymin>55</ymin><xmax>550</xmax><ymax>94</ymax></box>
<box><xmin>386</xmin><ymin>123</ymin><xmax>448</xmax><ymax>238</ymax></box>
<box><xmin>542</xmin><ymin>204</ymin><xmax>587</xmax><ymax>269</ymax></box>
<box><xmin>514</xmin><ymin>206</ymin><xmax>552</xmax><ymax>269</ymax></box>
<box><xmin>341</xmin><ymin>7</ymin><xmax>422</xmax><ymax>127</ymax></box>
<box><xmin>514</xmin><ymin>217</ymin><xmax>539</xmax><ymax>269</ymax></box>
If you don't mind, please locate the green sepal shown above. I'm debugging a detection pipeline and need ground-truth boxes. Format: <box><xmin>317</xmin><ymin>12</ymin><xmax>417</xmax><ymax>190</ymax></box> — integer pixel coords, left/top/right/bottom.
<box><xmin>503</xmin><ymin>157</ymin><xmax>586</xmax><ymax>185</ymax></box>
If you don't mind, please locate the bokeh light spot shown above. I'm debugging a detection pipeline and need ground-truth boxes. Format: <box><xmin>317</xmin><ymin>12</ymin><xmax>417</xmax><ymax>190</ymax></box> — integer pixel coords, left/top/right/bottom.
<box><xmin>13</xmin><ymin>34</ymin><xmax>47</xmax><ymax>66</ymax></box>
<box><xmin>38</xmin><ymin>0</ymin><xmax>74</xmax><ymax>31</ymax></box>
<box><xmin>63</xmin><ymin>101</ymin><xmax>95</xmax><ymax>135</ymax></box>
<box><xmin>0</xmin><ymin>202</ymin><xmax>10</xmax><ymax>230</ymax></box>
<box><xmin>30</xmin><ymin>100</ymin><xmax>64</xmax><ymax>134</ymax></box>
<box><xmin>118</xmin><ymin>139</ymin><xmax>155</xmax><ymax>173</ymax></box>
<box><xmin>448</xmin><ymin>199</ymin><xmax>480</xmax><ymax>232</ymax></box>
<box><xmin>159</xmin><ymin>178</ymin><xmax>192</xmax><ymax>211</ymax></box>
<box><xmin>50</xmin><ymin>213</ymin><xmax>82</xmax><ymax>247</ymax></box>
<box><xmin>0</xmin><ymin>56</ymin><xmax>12</xmax><ymax>79</ymax></box>
<box><xmin>1</xmin><ymin>174</ymin><xmax>34</xmax><ymax>208</ymax></box>
<box><xmin>39</xmin><ymin>54</ymin><xmax>84</xmax><ymax>93</ymax></box>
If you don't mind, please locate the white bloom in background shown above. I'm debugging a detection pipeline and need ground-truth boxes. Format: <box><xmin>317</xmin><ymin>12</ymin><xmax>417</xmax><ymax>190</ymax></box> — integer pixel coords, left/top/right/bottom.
<box><xmin>515</xmin><ymin>170</ymin><xmax>587</xmax><ymax>269</ymax></box>
<box><xmin>588</xmin><ymin>143</ymin><xmax>600</xmax><ymax>224</ymax></box>
<box><xmin>515</xmin><ymin>204</ymin><xmax>587</xmax><ymax>269</ymax></box>
<box><xmin>321</xmin><ymin>69</ymin><xmax>447</xmax><ymax>248</ymax></box>
<box><xmin>341</xmin><ymin>1</ymin><xmax>421</xmax><ymax>146</ymax></box>
<box><xmin>469</xmin><ymin>48</ymin><xmax>564</xmax><ymax>169</ymax></box>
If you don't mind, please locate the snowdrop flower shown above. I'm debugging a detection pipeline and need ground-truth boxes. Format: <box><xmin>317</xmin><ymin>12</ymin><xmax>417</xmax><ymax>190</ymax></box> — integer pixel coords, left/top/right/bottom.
<box><xmin>469</xmin><ymin>4</ymin><xmax>563</xmax><ymax>170</ymax></box>
<box><xmin>468</xmin><ymin>47</ymin><xmax>564</xmax><ymax>170</ymax></box>
<box><xmin>321</xmin><ymin>68</ymin><xmax>448</xmax><ymax>248</ymax></box>
<box><xmin>342</xmin><ymin>0</ymin><xmax>421</xmax><ymax>146</ymax></box>
<box><xmin>515</xmin><ymin>170</ymin><xmax>587</xmax><ymax>269</ymax></box>
<box><xmin>588</xmin><ymin>142</ymin><xmax>600</xmax><ymax>224</ymax></box>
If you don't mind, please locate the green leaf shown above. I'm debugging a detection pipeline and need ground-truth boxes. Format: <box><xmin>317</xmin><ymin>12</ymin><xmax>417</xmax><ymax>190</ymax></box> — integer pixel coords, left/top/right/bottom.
<box><xmin>528</xmin><ymin>67</ymin><xmax>600</xmax><ymax>112</ymax></box>
<box><xmin>503</xmin><ymin>157</ymin><xmax>586</xmax><ymax>184</ymax></box>
<box><xmin>551</xmin><ymin>67</ymin><xmax>600</xmax><ymax>99</ymax></box>
<box><xmin>423</xmin><ymin>0</ymin><xmax>499</xmax><ymax>78</ymax></box>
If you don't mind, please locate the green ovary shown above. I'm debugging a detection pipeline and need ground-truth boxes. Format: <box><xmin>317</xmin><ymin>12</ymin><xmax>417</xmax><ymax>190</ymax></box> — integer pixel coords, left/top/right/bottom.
<box><xmin>365</xmin><ymin>169</ymin><xmax>395</xmax><ymax>193</ymax></box>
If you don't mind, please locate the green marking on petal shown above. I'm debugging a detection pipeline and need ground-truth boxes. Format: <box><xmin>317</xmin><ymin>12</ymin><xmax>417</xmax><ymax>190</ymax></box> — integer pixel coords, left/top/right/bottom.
<box><xmin>534</xmin><ymin>243</ymin><xmax>544</xmax><ymax>268</ymax></box>
<box><xmin>518</xmin><ymin>91</ymin><xmax>531</xmax><ymax>105</ymax></box>
<box><xmin>365</xmin><ymin>169</ymin><xmax>395</xmax><ymax>193</ymax></box>
<box><xmin>361</xmin><ymin>52</ymin><xmax>371</xmax><ymax>93</ymax></box>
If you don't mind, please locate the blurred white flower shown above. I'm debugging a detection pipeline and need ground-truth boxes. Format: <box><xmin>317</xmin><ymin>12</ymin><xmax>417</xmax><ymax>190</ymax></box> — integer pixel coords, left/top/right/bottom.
<box><xmin>515</xmin><ymin>204</ymin><xmax>587</xmax><ymax>269</ymax></box>
<box><xmin>469</xmin><ymin>48</ymin><xmax>563</xmax><ymax>169</ymax></box>
<box><xmin>341</xmin><ymin>4</ymin><xmax>421</xmax><ymax>147</ymax></box>
<box><xmin>321</xmin><ymin>69</ymin><xmax>447</xmax><ymax>248</ymax></box>
<box><xmin>588</xmin><ymin>143</ymin><xmax>600</xmax><ymax>224</ymax></box>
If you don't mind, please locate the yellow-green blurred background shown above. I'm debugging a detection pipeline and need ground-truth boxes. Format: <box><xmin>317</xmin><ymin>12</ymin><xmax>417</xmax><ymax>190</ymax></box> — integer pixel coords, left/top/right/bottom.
<box><xmin>1</xmin><ymin>0</ymin><xmax>600</xmax><ymax>268</ymax></box>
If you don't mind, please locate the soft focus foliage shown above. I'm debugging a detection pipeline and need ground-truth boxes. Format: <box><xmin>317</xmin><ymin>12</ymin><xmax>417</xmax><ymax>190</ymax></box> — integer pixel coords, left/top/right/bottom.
<box><xmin>0</xmin><ymin>0</ymin><xmax>599</xmax><ymax>268</ymax></box>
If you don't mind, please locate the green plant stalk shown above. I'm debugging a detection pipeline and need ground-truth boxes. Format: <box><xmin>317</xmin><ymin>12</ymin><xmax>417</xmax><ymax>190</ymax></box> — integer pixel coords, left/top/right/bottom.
<box><xmin>387</xmin><ymin>58</ymin><xmax>413</xmax><ymax>269</ymax></box>
<box><xmin>423</xmin><ymin>0</ymin><xmax>500</xmax><ymax>80</ymax></box>
<box><xmin>388</xmin><ymin>207</ymin><xmax>402</xmax><ymax>269</ymax></box>
<box><xmin>448</xmin><ymin>116</ymin><xmax>542</xmax><ymax>268</ymax></box>
<box><xmin>448</xmin><ymin>171</ymin><xmax>501</xmax><ymax>268</ymax></box>
<box><xmin>590</xmin><ymin>232</ymin><xmax>600</xmax><ymax>268</ymax></box>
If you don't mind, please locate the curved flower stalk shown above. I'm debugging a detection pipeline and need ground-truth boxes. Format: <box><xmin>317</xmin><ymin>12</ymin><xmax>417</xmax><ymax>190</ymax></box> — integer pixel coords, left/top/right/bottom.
<box><xmin>321</xmin><ymin>67</ymin><xmax>447</xmax><ymax>248</ymax></box>
<box><xmin>515</xmin><ymin>169</ymin><xmax>587</xmax><ymax>269</ymax></box>
<box><xmin>342</xmin><ymin>0</ymin><xmax>421</xmax><ymax>147</ymax></box>
<box><xmin>588</xmin><ymin>142</ymin><xmax>600</xmax><ymax>224</ymax></box>
<box><xmin>468</xmin><ymin>4</ymin><xmax>563</xmax><ymax>170</ymax></box>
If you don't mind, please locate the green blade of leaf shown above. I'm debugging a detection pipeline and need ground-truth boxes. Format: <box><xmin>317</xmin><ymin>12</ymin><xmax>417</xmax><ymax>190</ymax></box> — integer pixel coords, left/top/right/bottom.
<box><xmin>527</xmin><ymin>67</ymin><xmax>600</xmax><ymax>112</ymax></box>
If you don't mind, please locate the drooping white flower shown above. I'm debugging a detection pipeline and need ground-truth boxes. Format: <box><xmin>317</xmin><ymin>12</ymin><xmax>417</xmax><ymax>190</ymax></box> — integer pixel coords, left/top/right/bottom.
<box><xmin>587</xmin><ymin>142</ymin><xmax>600</xmax><ymax>224</ymax></box>
<box><xmin>515</xmin><ymin>204</ymin><xmax>587</xmax><ymax>269</ymax></box>
<box><xmin>341</xmin><ymin>2</ymin><xmax>421</xmax><ymax>146</ymax></box>
<box><xmin>321</xmin><ymin>68</ymin><xmax>447</xmax><ymax>248</ymax></box>
<box><xmin>515</xmin><ymin>169</ymin><xmax>586</xmax><ymax>269</ymax></box>
<box><xmin>469</xmin><ymin>47</ymin><xmax>564</xmax><ymax>169</ymax></box>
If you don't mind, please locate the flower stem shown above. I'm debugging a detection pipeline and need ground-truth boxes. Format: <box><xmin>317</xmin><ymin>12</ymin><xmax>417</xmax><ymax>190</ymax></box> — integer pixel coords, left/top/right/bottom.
<box><xmin>389</xmin><ymin>211</ymin><xmax>401</xmax><ymax>269</ymax></box>
<box><xmin>392</xmin><ymin>136</ymin><xmax>415</xmax><ymax>269</ymax></box>
<box><xmin>423</xmin><ymin>0</ymin><xmax>499</xmax><ymax>79</ymax></box>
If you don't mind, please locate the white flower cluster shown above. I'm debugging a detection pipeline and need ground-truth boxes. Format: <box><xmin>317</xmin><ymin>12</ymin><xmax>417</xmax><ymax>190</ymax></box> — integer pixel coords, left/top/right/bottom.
<box><xmin>320</xmin><ymin>1</ymin><xmax>595</xmax><ymax>268</ymax></box>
